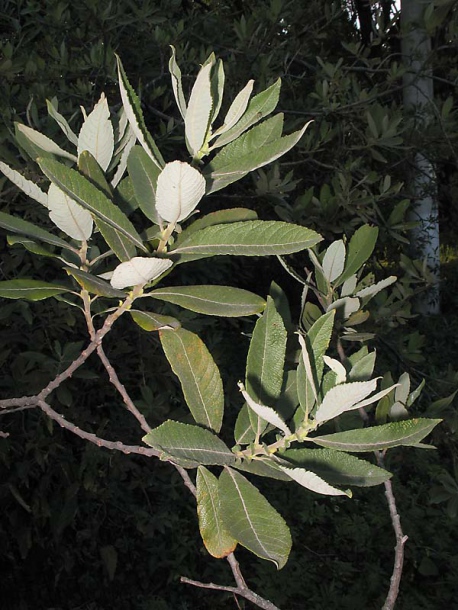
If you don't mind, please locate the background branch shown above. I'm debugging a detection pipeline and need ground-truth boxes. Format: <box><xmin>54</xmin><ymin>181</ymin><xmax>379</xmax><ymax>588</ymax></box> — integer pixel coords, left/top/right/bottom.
<box><xmin>376</xmin><ymin>450</ymin><xmax>408</xmax><ymax>610</ymax></box>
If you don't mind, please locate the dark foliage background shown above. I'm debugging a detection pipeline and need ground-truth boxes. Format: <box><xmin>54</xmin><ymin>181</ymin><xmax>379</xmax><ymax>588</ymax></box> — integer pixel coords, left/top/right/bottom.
<box><xmin>1</xmin><ymin>0</ymin><xmax>458</xmax><ymax>608</ymax></box>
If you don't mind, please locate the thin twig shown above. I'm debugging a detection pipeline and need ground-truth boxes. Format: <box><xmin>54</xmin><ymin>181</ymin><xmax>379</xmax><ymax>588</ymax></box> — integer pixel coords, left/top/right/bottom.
<box><xmin>36</xmin><ymin>399</ymin><xmax>160</xmax><ymax>458</ymax></box>
<box><xmin>180</xmin><ymin>576</ymin><xmax>281</xmax><ymax>610</ymax></box>
<box><xmin>97</xmin><ymin>344</ymin><xmax>152</xmax><ymax>434</ymax></box>
<box><xmin>376</xmin><ymin>451</ymin><xmax>408</xmax><ymax>610</ymax></box>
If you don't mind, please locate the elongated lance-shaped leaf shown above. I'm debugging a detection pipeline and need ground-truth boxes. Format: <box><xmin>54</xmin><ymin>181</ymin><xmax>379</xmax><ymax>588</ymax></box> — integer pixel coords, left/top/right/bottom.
<box><xmin>116</xmin><ymin>55</ymin><xmax>165</xmax><ymax>170</ymax></box>
<box><xmin>208</xmin><ymin>114</ymin><xmax>283</xmax><ymax>172</ymax></box>
<box><xmin>280</xmin><ymin>448</ymin><xmax>392</xmax><ymax>487</ymax></box>
<box><xmin>309</xmin><ymin>418</ymin><xmax>442</xmax><ymax>452</ymax></box>
<box><xmin>47</xmin><ymin>98</ymin><xmax>79</xmax><ymax>145</ymax></box>
<box><xmin>143</xmin><ymin>421</ymin><xmax>235</xmax><ymax>467</ymax></box>
<box><xmin>211</xmin><ymin>80</ymin><xmax>254</xmax><ymax>138</ymax></box>
<box><xmin>65</xmin><ymin>268</ymin><xmax>125</xmax><ymax>298</ymax></box>
<box><xmin>0</xmin><ymin>279</ymin><xmax>71</xmax><ymax>300</ymax></box>
<box><xmin>196</xmin><ymin>466</ymin><xmax>237</xmax><ymax>558</ymax></box>
<box><xmin>38</xmin><ymin>157</ymin><xmax>147</xmax><ymax>253</ymax></box>
<box><xmin>0</xmin><ymin>161</ymin><xmax>48</xmax><ymax>207</ymax></box>
<box><xmin>355</xmin><ymin>276</ymin><xmax>397</xmax><ymax>301</ymax></box>
<box><xmin>159</xmin><ymin>327</ymin><xmax>224</xmax><ymax>432</ymax></box>
<box><xmin>47</xmin><ymin>183</ymin><xmax>93</xmax><ymax>241</ymax></box>
<box><xmin>209</xmin><ymin>58</ymin><xmax>225</xmax><ymax>126</ymax></box>
<box><xmin>111</xmin><ymin>123</ymin><xmax>136</xmax><ymax>188</ymax></box>
<box><xmin>185</xmin><ymin>61</ymin><xmax>213</xmax><ymax>159</ymax></box>
<box><xmin>175</xmin><ymin>207</ymin><xmax>257</xmax><ymax>247</ymax></box>
<box><xmin>238</xmin><ymin>382</ymin><xmax>291</xmax><ymax>437</ymax></box>
<box><xmin>146</xmin><ymin>285</ymin><xmax>266</xmax><ymax>317</ymax></box>
<box><xmin>169</xmin><ymin>46</ymin><xmax>187</xmax><ymax>119</ymax></box>
<box><xmin>206</xmin><ymin>120</ymin><xmax>312</xmax><ymax>194</ymax></box>
<box><xmin>77</xmin><ymin>93</ymin><xmax>114</xmax><ymax>171</ymax></box>
<box><xmin>0</xmin><ymin>211</ymin><xmax>78</xmax><ymax>252</ymax></box>
<box><xmin>233</xmin><ymin>457</ymin><xmax>292</xmax><ymax>481</ymax></box>
<box><xmin>130</xmin><ymin>310</ymin><xmax>181</xmax><ymax>331</ymax></box>
<box><xmin>246</xmin><ymin>296</ymin><xmax>287</xmax><ymax>435</ymax></box>
<box><xmin>171</xmin><ymin>220</ymin><xmax>322</xmax><ymax>263</ymax></box>
<box><xmin>335</xmin><ymin>225</ymin><xmax>379</xmax><ymax>287</ymax></box>
<box><xmin>15</xmin><ymin>123</ymin><xmax>77</xmax><ymax>162</ymax></box>
<box><xmin>296</xmin><ymin>311</ymin><xmax>335</xmax><ymax>425</ymax></box>
<box><xmin>322</xmin><ymin>239</ymin><xmax>346</xmax><ymax>283</ymax></box>
<box><xmin>95</xmin><ymin>217</ymin><xmax>137</xmax><ymax>262</ymax></box>
<box><xmin>212</xmin><ymin>79</ymin><xmax>281</xmax><ymax>149</ymax></box>
<box><xmin>219</xmin><ymin>467</ymin><xmax>292</xmax><ymax>569</ymax></box>
<box><xmin>279</xmin><ymin>466</ymin><xmax>351</xmax><ymax>497</ymax></box>
<box><xmin>7</xmin><ymin>236</ymin><xmax>58</xmax><ymax>259</ymax></box>
<box><xmin>315</xmin><ymin>380</ymin><xmax>400</xmax><ymax>424</ymax></box>
<box><xmin>78</xmin><ymin>149</ymin><xmax>112</xmax><ymax>198</ymax></box>
<box><xmin>234</xmin><ymin>404</ymin><xmax>256</xmax><ymax>445</ymax></box>
<box><xmin>127</xmin><ymin>146</ymin><xmax>161</xmax><ymax>223</ymax></box>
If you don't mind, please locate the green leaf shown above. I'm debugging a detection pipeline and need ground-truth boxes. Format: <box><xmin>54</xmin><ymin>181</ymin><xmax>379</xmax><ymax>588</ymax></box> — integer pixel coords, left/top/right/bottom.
<box><xmin>209</xmin><ymin>58</ymin><xmax>225</xmax><ymax>126</ymax></box>
<box><xmin>15</xmin><ymin>123</ymin><xmax>77</xmax><ymax>162</ymax></box>
<box><xmin>78</xmin><ymin>147</ymin><xmax>112</xmax><ymax>197</ymax></box>
<box><xmin>130</xmin><ymin>310</ymin><xmax>181</xmax><ymax>331</ymax></box>
<box><xmin>127</xmin><ymin>146</ymin><xmax>161</xmax><ymax>223</ymax></box>
<box><xmin>116</xmin><ymin>55</ymin><xmax>164</xmax><ymax>169</ymax></box>
<box><xmin>322</xmin><ymin>239</ymin><xmax>346</xmax><ymax>282</ymax></box>
<box><xmin>159</xmin><ymin>328</ymin><xmax>224</xmax><ymax>432</ymax></box>
<box><xmin>77</xmin><ymin>93</ymin><xmax>114</xmax><ymax>171</ymax></box>
<box><xmin>246</xmin><ymin>296</ymin><xmax>287</xmax><ymax>435</ymax></box>
<box><xmin>38</xmin><ymin>157</ymin><xmax>146</xmax><ymax>255</ymax></box>
<box><xmin>169</xmin><ymin>46</ymin><xmax>187</xmax><ymax>119</ymax></box>
<box><xmin>64</xmin><ymin>268</ymin><xmax>125</xmax><ymax>298</ymax></box>
<box><xmin>171</xmin><ymin>220</ymin><xmax>322</xmax><ymax>262</ymax></box>
<box><xmin>296</xmin><ymin>311</ymin><xmax>335</xmax><ymax>422</ymax></box>
<box><xmin>143</xmin><ymin>421</ymin><xmax>235</xmax><ymax>467</ymax></box>
<box><xmin>196</xmin><ymin>466</ymin><xmax>237</xmax><ymax>558</ymax></box>
<box><xmin>206</xmin><ymin>119</ymin><xmax>312</xmax><ymax>194</ymax></box>
<box><xmin>175</xmin><ymin>208</ymin><xmax>258</xmax><ymax>246</ymax></box>
<box><xmin>0</xmin><ymin>211</ymin><xmax>77</xmax><ymax>252</ymax></box>
<box><xmin>7</xmin><ymin>236</ymin><xmax>57</xmax><ymax>258</ymax></box>
<box><xmin>234</xmin><ymin>404</ymin><xmax>256</xmax><ymax>445</ymax></box>
<box><xmin>219</xmin><ymin>467</ymin><xmax>292</xmax><ymax>569</ymax></box>
<box><xmin>208</xmin><ymin>114</ymin><xmax>284</xmax><ymax>175</ymax></box>
<box><xmin>233</xmin><ymin>457</ymin><xmax>292</xmax><ymax>481</ymax></box>
<box><xmin>0</xmin><ymin>161</ymin><xmax>48</xmax><ymax>207</ymax></box>
<box><xmin>185</xmin><ymin>61</ymin><xmax>213</xmax><ymax>159</ymax></box>
<box><xmin>309</xmin><ymin>418</ymin><xmax>442</xmax><ymax>452</ymax></box>
<box><xmin>212</xmin><ymin>79</ymin><xmax>281</xmax><ymax>149</ymax></box>
<box><xmin>280</xmin><ymin>448</ymin><xmax>391</xmax><ymax>487</ymax></box>
<box><xmin>0</xmin><ymin>279</ymin><xmax>71</xmax><ymax>300</ymax></box>
<box><xmin>335</xmin><ymin>225</ymin><xmax>379</xmax><ymax>287</ymax></box>
<box><xmin>147</xmin><ymin>285</ymin><xmax>266</xmax><ymax>317</ymax></box>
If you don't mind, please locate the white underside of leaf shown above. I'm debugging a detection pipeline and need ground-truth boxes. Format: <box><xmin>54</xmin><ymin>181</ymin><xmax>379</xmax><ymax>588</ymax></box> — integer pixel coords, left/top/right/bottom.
<box><xmin>48</xmin><ymin>183</ymin><xmax>93</xmax><ymax>241</ymax></box>
<box><xmin>16</xmin><ymin>124</ymin><xmax>77</xmax><ymax>162</ymax></box>
<box><xmin>238</xmin><ymin>382</ymin><xmax>291</xmax><ymax>437</ymax></box>
<box><xmin>78</xmin><ymin>93</ymin><xmax>114</xmax><ymax>171</ymax></box>
<box><xmin>155</xmin><ymin>161</ymin><xmax>206</xmax><ymax>223</ymax></box>
<box><xmin>110</xmin><ymin>257</ymin><xmax>173</xmax><ymax>289</ymax></box>
<box><xmin>279</xmin><ymin>466</ymin><xmax>351</xmax><ymax>497</ymax></box>
<box><xmin>0</xmin><ymin>161</ymin><xmax>48</xmax><ymax>207</ymax></box>
<box><xmin>315</xmin><ymin>379</ymin><xmax>379</xmax><ymax>423</ymax></box>
<box><xmin>323</xmin><ymin>355</ymin><xmax>347</xmax><ymax>384</ymax></box>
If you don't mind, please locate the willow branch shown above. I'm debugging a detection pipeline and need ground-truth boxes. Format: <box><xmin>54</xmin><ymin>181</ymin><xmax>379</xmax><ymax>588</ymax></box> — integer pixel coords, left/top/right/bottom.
<box><xmin>0</xmin><ymin>288</ymin><xmax>140</xmax><ymax>412</ymax></box>
<box><xmin>36</xmin><ymin>399</ymin><xmax>159</xmax><ymax>457</ymax></box>
<box><xmin>180</xmin><ymin>575</ymin><xmax>281</xmax><ymax>610</ymax></box>
<box><xmin>376</xmin><ymin>451</ymin><xmax>408</xmax><ymax>610</ymax></box>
